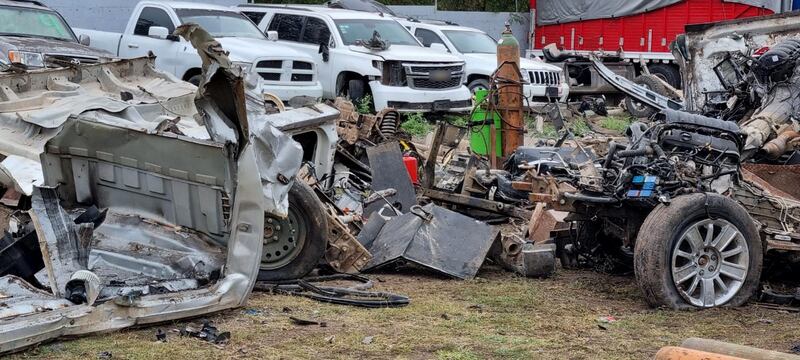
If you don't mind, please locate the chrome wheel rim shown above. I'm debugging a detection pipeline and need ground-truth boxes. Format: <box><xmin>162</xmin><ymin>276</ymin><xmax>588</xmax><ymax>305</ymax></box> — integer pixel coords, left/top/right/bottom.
<box><xmin>671</xmin><ymin>218</ymin><xmax>749</xmax><ymax>308</ymax></box>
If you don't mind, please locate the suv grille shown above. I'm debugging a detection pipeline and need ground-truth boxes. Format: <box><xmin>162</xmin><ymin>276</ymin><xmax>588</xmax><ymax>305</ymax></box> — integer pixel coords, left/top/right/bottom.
<box><xmin>529</xmin><ymin>70</ymin><xmax>560</xmax><ymax>86</ymax></box>
<box><xmin>253</xmin><ymin>59</ymin><xmax>316</xmax><ymax>84</ymax></box>
<box><xmin>44</xmin><ymin>54</ymin><xmax>99</xmax><ymax>68</ymax></box>
<box><xmin>403</xmin><ymin>62</ymin><xmax>465</xmax><ymax>90</ymax></box>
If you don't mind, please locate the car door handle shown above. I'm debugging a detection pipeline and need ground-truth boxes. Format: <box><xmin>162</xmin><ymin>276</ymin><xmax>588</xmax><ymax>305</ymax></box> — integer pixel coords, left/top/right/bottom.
<box><xmin>127</xmin><ymin>43</ymin><xmax>139</xmax><ymax>49</ymax></box>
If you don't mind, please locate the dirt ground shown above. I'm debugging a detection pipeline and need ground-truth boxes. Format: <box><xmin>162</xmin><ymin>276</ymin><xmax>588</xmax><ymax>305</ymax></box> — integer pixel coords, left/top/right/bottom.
<box><xmin>10</xmin><ymin>266</ymin><xmax>799</xmax><ymax>360</ymax></box>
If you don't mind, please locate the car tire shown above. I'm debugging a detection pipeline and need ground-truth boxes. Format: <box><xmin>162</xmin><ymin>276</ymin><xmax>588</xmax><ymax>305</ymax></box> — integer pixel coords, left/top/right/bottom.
<box><xmin>648</xmin><ymin>64</ymin><xmax>682</xmax><ymax>89</ymax></box>
<box><xmin>468</xmin><ymin>78</ymin><xmax>491</xmax><ymax>95</ymax></box>
<box><xmin>258</xmin><ymin>181</ymin><xmax>328</xmax><ymax>281</ymax></box>
<box><xmin>634</xmin><ymin>193</ymin><xmax>763</xmax><ymax>309</ymax></box>
<box><xmin>187</xmin><ymin>74</ymin><xmax>202</xmax><ymax>86</ymax></box>
<box><xmin>624</xmin><ymin>74</ymin><xmax>666</xmax><ymax>119</ymax></box>
<box><xmin>347</xmin><ymin>79</ymin><xmax>366</xmax><ymax>104</ymax></box>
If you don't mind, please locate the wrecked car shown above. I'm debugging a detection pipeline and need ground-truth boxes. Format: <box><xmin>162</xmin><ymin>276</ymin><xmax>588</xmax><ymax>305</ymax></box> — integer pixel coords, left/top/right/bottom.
<box><xmin>0</xmin><ymin>46</ymin><xmax>339</xmax><ymax>352</ymax></box>
<box><xmin>0</xmin><ymin>0</ymin><xmax>112</xmax><ymax>68</ymax></box>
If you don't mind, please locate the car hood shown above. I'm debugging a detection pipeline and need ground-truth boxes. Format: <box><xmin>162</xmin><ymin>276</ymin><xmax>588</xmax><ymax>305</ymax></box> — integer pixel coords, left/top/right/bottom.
<box><xmin>348</xmin><ymin>44</ymin><xmax>463</xmax><ymax>63</ymax></box>
<box><xmin>463</xmin><ymin>53</ymin><xmax>562</xmax><ymax>72</ymax></box>
<box><xmin>0</xmin><ymin>36</ymin><xmax>113</xmax><ymax>58</ymax></box>
<box><xmin>216</xmin><ymin>37</ymin><xmax>314</xmax><ymax>62</ymax></box>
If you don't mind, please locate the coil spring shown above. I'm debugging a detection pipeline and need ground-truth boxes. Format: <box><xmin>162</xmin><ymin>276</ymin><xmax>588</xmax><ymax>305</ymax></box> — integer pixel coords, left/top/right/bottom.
<box><xmin>379</xmin><ymin>110</ymin><xmax>399</xmax><ymax>138</ymax></box>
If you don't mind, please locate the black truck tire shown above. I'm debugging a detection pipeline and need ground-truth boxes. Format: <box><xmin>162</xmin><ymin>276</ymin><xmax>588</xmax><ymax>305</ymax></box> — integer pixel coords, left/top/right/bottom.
<box><xmin>347</xmin><ymin>79</ymin><xmax>366</xmax><ymax>105</ymax></box>
<box><xmin>468</xmin><ymin>78</ymin><xmax>491</xmax><ymax>95</ymax></box>
<box><xmin>648</xmin><ymin>63</ymin><xmax>682</xmax><ymax>89</ymax></box>
<box><xmin>624</xmin><ymin>74</ymin><xmax>666</xmax><ymax>119</ymax></box>
<box><xmin>258</xmin><ymin>181</ymin><xmax>328</xmax><ymax>281</ymax></box>
<box><xmin>634</xmin><ymin>193</ymin><xmax>762</xmax><ymax>309</ymax></box>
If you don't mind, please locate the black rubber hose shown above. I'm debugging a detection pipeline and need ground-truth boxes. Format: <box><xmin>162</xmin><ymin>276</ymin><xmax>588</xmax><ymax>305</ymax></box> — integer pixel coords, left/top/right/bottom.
<box><xmin>253</xmin><ymin>273</ymin><xmax>410</xmax><ymax>308</ymax></box>
<box><xmin>604</xmin><ymin>141</ymin><xmax>623</xmax><ymax>169</ymax></box>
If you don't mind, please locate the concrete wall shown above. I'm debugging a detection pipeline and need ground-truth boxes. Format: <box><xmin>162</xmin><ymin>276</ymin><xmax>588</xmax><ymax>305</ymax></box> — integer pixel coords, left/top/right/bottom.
<box><xmin>41</xmin><ymin>1</ymin><xmax>530</xmax><ymax>49</ymax></box>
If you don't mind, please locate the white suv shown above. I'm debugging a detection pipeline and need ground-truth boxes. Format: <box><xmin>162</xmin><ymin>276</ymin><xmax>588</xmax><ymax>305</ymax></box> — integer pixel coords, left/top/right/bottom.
<box><xmin>237</xmin><ymin>5</ymin><xmax>473</xmax><ymax>113</ymax></box>
<box><xmin>399</xmin><ymin>19</ymin><xmax>570</xmax><ymax>104</ymax></box>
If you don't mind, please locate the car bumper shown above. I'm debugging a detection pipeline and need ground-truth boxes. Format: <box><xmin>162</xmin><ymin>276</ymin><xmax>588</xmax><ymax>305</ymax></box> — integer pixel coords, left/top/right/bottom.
<box><xmin>259</xmin><ymin>81</ymin><xmax>324</xmax><ymax>102</ymax></box>
<box><xmin>523</xmin><ymin>83</ymin><xmax>570</xmax><ymax>104</ymax></box>
<box><xmin>369</xmin><ymin>81</ymin><xmax>473</xmax><ymax>113</ymax></box>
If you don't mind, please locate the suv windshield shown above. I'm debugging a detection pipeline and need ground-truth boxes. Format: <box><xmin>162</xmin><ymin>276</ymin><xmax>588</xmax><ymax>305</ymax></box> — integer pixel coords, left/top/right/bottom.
<box><xmin>335</xmin><ymin>19</ymin><xmax>418</xmax><ymax>46</ymax></box>
<box><xmin>443</xmin><ymin>30</ymin><xmax>496</xmax><ymax>54</ymax></box>
<box><xmin>0</xmin><ymin>6</ymin><xmax>75</xmax><ymax>42</ymax></box>
<box><xmin>176</xmin><ymin>9</ymin><xmax>264</xmax><ymax>39</ymax></box>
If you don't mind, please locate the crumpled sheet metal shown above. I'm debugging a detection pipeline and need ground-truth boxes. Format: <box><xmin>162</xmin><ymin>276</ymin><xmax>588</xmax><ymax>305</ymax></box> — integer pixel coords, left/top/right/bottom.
<box><xmin>0</xmin><ymin>155</ymin><xmax>43</xmax><ymax>196</ymax></box>
<box><xmin>362</xmin><ymin>204</ymin><xmax>499</xmax><ymax>280</ymax></box>
<box><xmin>0</xmin><ymin>29</ymin><xmax>286</xmax><ymax>353</ymax></box>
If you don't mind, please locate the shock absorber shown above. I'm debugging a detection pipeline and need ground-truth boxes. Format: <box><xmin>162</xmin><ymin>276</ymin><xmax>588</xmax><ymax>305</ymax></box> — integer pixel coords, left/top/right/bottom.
<box><xmin>378</xmin><ymin>109</ymin><xmax>399</xmax><ymax>138</ymax></box>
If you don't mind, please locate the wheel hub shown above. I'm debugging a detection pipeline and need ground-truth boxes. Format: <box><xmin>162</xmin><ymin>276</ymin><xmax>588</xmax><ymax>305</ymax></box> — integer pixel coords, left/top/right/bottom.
<box><xmin>671</xmin><ymin>219</ymin><xmax>749</xmax><ymax>308</ymax></box>
<box><xmin>261</xmin><ymin>206</ymin><xmax>307</xmax><ymax>270</ymax></box>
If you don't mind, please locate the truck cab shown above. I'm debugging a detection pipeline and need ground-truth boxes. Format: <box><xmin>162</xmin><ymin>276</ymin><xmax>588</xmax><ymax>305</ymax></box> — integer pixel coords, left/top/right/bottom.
<box><xmin>75</xmin><ymin>1</ymin><xmax>323</xmax><ymax>102</ymax></box>
<box><xmin>238</xmin><ymin>5</ymin><xmax>473</xmax><ymax>113</ymax></box>
<box><xmin>399</xmin><ymin>19</ymin><xmax>569</xmax><ymax>104</ymax></box>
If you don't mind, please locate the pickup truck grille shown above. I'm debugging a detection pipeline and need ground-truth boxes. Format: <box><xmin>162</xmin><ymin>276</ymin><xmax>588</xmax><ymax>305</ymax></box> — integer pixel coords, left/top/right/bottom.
<box><xmin>529</xmin><ymin>70</ymin><xmax>561</xmax><ymax>86</ymax></box>
<box><xmin>403</xmin><ymin>62</ymin><xmax>465</xmax><ymax>90</ymax></box>
<box><xmin>254</xmin><ymin>59</ymin><xmax>316</xmax><ymax>84</ymax></box>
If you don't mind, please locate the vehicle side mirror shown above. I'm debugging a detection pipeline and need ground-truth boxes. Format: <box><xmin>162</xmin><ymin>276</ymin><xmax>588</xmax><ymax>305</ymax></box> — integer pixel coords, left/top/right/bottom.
<box><xmin>78</xmin><ymin>34</ymin><xmax>90</xmax><ymax>46</ymax></box>
<box><xmin>319</xmin><ymin>40</ymin><xmax>330</xmax><ymax>62</ymax></box>
<box><xmin>266</xmin><ymin>30</ymin><xmax>279</xmax><ymax>41</ymax></box>
<box><xmin>148</xmin><ymin>26</ymin><xmax>169</xmax><ymax>39</ymax></box>
<box><xmin>430</xmin><ymin>43</ymin><xmax>448</xmax><ymax>52</ymax></box>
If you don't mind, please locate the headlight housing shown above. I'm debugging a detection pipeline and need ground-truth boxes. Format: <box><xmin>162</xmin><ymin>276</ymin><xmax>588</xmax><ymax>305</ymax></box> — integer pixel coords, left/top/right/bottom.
<box><xmin>520</xmin><ymin>69</ymin><xmax>531</xmax><ymax>83</ymax></box>
<box><xmin>8</xmin><ymin>50</ymin><xmax>44</xmax><ymax>67</ymax></box>
<box><xmin>232</xmin><ymin>61</ymin><xmax>252</xmax><ymax>74</ymax></box>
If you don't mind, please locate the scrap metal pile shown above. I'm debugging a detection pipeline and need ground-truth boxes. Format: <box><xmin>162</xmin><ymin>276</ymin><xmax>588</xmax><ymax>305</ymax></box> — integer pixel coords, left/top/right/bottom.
<box><xmin>515</xmin><ymin>11</ymin><xmax>800</xmax><ymax>309</ymax></box>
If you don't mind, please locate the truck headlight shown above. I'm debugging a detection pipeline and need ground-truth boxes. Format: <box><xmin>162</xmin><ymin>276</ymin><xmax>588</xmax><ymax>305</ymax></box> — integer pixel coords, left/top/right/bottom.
<box><xmin>232</xmin><ymin>61</ymin><xmax>253</xmax><ymax>74</ymax></box>
<box><xmin>520</xmin><ymin>69</ymin><xmax>531</xmax><ymax>83</ymax></box>
<box><xmin>8</xmin><ymin>51</ymin><xmax>44</xmax><ymax>67</ymax></box>
<box><xmin>372</xmin><ymin>60</ymin><xmax>384</xmax><ymax>72</ymax></box>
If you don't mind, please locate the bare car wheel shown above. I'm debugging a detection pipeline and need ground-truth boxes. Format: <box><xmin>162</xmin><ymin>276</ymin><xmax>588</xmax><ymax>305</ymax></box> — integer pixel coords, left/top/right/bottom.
<box><xmin>634</xmin><ymin>193</ymin><xmax>762</xmax><ymax>309</ymax></box>
<box><xmin>258</xmin><ymin>181</ymin><xmax>328</xmax><ymax>281</ymax></box>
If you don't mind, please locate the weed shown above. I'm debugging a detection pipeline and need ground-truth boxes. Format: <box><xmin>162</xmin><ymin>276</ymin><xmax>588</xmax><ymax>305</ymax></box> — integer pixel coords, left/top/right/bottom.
<box><xmin>600</xmin><ymin>116</ymin><xmax>634</xmax><ymax>133</ymax></box>
<box><xmin>401</xmin><ymin>112</ymin><xmax>432</xmax><ymax>137</ymax></box>
<box><xmin>356</xmin><ymin>94</ymin><xmax>373</xmax><ymax>114</ymax></box>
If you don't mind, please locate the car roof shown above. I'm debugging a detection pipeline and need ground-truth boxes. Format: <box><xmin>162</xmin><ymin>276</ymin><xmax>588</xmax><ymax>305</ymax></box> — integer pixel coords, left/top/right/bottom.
<box><xmin>237</xmin><ymin>4</ymin><xmax>397</xmax><ymax>20</ymax></box>
<box><xmin>398</xmin><ymin>18</ymin><xmax>486</xmax><ymax>33</ymax></box>
<box><xmin>141</xmin><ymin>0</ymin><xmax>239</xmax><ymax>12</ymax></box>
<box><xmin>0</xmin><ymin>0</ymin><xmax>50</xmax><ymax>11</ymax></box>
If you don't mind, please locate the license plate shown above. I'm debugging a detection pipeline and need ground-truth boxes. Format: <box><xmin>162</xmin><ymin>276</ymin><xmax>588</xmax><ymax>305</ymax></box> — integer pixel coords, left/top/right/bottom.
<box><xmin>545</xmin><ymin>86</ymin><xmax>559</xmax><ymax>98</ymax></box>
<box><xmin>430</xmin><ymin>70</ymin><xmax>451</xmax><ymax>81</ymax></box>
<box><xmin>433</xmin><ymin>100</ymin><xmax>451</xmax><ymax>111</ymax></box>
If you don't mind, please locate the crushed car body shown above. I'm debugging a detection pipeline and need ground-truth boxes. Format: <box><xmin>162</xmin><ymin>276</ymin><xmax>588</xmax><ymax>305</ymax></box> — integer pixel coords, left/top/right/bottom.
<box><xmin>0</xmin><ymin>52</ymin><xmax>310</xmax><ymax>353</ymax></box>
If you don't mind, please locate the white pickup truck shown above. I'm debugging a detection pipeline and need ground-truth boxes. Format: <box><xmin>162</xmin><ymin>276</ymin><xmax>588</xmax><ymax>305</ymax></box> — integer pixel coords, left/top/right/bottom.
<box><xmin>398</xmin><ymin>19</ymin><xmax>569</xmax><ymax>104</ymax></box>
<box><xmin>237</xmin><ymin>5</ymin><xmax>473</xmax><ymax>113</ymax></box>
<box><xmin>74</xmin><ymin>0</ymin><xmax>323</xmax><ymax>101</ymax></box>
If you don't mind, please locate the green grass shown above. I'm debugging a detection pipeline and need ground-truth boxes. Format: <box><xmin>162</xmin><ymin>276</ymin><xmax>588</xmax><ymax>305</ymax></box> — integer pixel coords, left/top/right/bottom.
<box><xmin>400</xmin><ymin>112</ymin><xmax>433</xmax><ymax>137</ymax></box>
<box><xmin>9</xmin><ymin>268</ymin><xmax>800</xmax><ymax>360</ymax></box>
<box><xmin>599</xmin><ymin>116</ymin><xmax>635</xmax><ymax>133</ymax></box>
<box><xmin>528</xmin><ymin>116</ymin><xmax>591</xmax><ymax>139</ymax></box>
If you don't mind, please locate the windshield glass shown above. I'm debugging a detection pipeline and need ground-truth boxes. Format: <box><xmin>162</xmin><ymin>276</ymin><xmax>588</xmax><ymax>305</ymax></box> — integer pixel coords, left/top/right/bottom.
<box><xmin>335</xmin><ymin>19</ymin><xmax>419</xmax><ymax>46</ymax></box>
<box><xmin>176</xmin><ymin>9</ymin><xmax>265</xmax><ymax>39</ymax></box>
<box><xmin>443</xmin><ymin>30</ymin><xmax>496</xmax><ymax>54</ymax></box>
<box><xmin>0</xmin><ymin>6</ymin><xmax>75</xmax><ymax>42</ymax></box>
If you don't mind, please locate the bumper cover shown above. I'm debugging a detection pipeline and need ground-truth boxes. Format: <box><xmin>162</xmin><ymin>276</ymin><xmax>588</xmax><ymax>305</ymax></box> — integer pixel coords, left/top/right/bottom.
<box><xmin>369</xmin><ymin>81</ymin><xmax>472</xmax><ymax>113</ymax></box>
